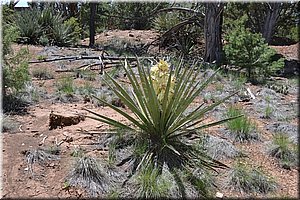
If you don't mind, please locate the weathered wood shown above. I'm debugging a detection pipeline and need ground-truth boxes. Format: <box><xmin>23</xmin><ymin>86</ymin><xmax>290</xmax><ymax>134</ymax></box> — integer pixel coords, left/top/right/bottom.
<box><xmin>204</xmin><ymin>3</ymin><xmax>224</xmax><ymax>65</ymax></box>
<box><xmin>262</xmin><ymin>3</ymin><xmax>281</xmax><ymax>44</ymax></box>
<box><xmin>89</xmin><ymin>2</ymin><xmax>97</xmax><ymax>47</ymax></box>
<box><xmin>29</xmin><ymin>55</ymin><xmax>153</xmax><ymax>64</ymax></box>
<box><xmin>49</xmin><ymin>112</ymin><xmax>85</xmax><ymax>130</ymax></box>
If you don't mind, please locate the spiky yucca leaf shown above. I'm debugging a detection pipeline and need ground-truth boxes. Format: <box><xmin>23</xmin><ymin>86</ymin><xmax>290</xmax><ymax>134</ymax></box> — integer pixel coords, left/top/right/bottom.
<box><xmin>85</xmin><ymin>59</ymin><xmax>239</xmax><ymax>197</ymax></box>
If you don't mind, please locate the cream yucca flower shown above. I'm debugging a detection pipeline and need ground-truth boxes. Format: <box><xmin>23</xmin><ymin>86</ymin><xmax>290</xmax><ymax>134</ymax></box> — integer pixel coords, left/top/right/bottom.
<box><xmin>150</xmin><ymin>60</ymin><xmax>175</xmax><ymax>103</ymax></box>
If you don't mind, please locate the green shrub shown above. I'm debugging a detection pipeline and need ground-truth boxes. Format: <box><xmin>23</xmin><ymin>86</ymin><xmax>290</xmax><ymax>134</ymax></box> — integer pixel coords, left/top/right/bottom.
<box><xmin>227</xmin><ymin>161</ymin><xmax>277</xmax><ymax>194</ymax></box>
<box><xmin>2</xmin><ymin>5</ymin><xmax>15</xmax><ymax>24</ymax></box>
<box><xmin>269</xmin><ymin>132</ymin><xmax>298</xmax><ymax>168</ymax></box>
<box><xmin>85</xmin><ymin>59</ymin><xmax>240</xmax><ymax>197</ymax></box>
<box><xmin>56</xmin><ymin>76</ymin><xmax>75</xmax><ymax>96</ymax></box>
<box><xmin>15</xmin><ymin>10</ymin><xmax>42</xmax><ymax>44</ymax></box>
<box><xmin>38</xmin><ymin>35</ymin><xmax>50</xmax><ymax>46</ymax></box>
<box><xmin>3</xmin><ymin>49</ymin><xmax>31</xmax><ymax>94</ymax></box>
<box><xmin>51</xmin><ymin>23</ymin><xmax>73</xmax><ymax>46</ymax></box>
<box><xmin>264</xmin><ymin>104</ymin><xmax>273</xmax><ymax>119</ymax></box>
<box><xmin>224</xmin><ymin>15</ymin><xmax>284</xmax><ymax>81</ymax></box>
<box><xmin>2</xmin><ymin>23</ymin><xmax>32</xmax><ymax>112</ymax></box>
<box><xmin>64</xmin><ymin>17</ymin><xmax>82</xmax><ymax>44</ymax></box>
<box><xmin>78</xmin><ymin>82</ymin><xmax>95</xmax><ymax>97</ymax></box>
<box><xmin>37</xmin><ymin>8</ymin><xmax>74</xmax><ymax>46</ymax></box>
<box><xmin>32</xmin><ymin>68</ymin><xmax>54</xmax><ymax>80</ymax></box>
<box><xmin>225</xmin><ymin>106</ymin><xmax>257</xmax><ymax>142</ymax></box>
<box><xmin>2</xmin><ymin>24</ymin><xmax>20</xmax><ymax>56</ymax></box>
<box><xmin>136</xmin><ymin>165</ymin><xmax>171</xmax><ymax>198</ymax></box>
<box><xmin>152</xmin><ymin>12</ymin><xmax>181</xmax><ymax>33</ymax></box>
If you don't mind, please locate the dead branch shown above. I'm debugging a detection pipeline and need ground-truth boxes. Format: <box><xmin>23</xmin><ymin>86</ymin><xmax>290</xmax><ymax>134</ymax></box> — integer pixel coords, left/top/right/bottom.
<box><xmin>29</xmin><ymin>55</ymin><xmax>153</xmax><ymax>64</ymax></box>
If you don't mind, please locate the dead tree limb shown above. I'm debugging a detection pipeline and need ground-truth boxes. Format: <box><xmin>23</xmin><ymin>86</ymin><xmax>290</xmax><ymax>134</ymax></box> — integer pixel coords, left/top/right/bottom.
<box><xmin>29</xmin><ymin>56</ymin><xmax>154</xmax><ymax>64</ymax></box>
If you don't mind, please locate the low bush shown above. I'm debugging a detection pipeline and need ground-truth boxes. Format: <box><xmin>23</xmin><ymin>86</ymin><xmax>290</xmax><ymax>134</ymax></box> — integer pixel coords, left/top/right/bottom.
<box><xmin>56</xmin><ymin>76</ymin><xmax>75</xmax><ymax>96</ymax></box>
<box><xmin>3</xmin><ymin>48</ymin><xmax>31</xmax><ymax>95</ymax></box>
<box><xmin>268</xmin><ymin>132</ymin><xmax>298</xmax><ymax>168</ymax></box>
<box><xmin>225</xmin><ymin>106</ymin><xmax>258</xmax><ymax>142</ymax></box>
<box><xmin>224</xmin><ymin>15</ymin><xmax>284</xmax><ymax>82</ymax></box>
<box><xmin>32</xmin><ymin>68</ymin><xmax>54</xmax><ymax>80</ymax></box>
<box><xmin>136</xmin><ymin>165</ymin><xmax>171</xmax><ymax>198</ymax></box>
<box><xmin>227</xmin><ymin>160</ymin><xmax>277</xmax><ymax>194</ymax></box>
<box><xmin>64</xmin><ymin>17</ymin><xmax>82</xmax><ymax>44</ymax></box>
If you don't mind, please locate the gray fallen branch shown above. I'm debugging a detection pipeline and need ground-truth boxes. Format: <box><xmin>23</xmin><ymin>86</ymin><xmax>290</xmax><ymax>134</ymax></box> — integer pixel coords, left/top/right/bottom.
<box><xmin>55</xmin><ymin>62</ymin><xmax>137</xmax><ymax>73</ymax></box>
<box><xmin>29</xmin><ymin>55</ymin><xmax>153</xmax><ymax>64</ymax></box>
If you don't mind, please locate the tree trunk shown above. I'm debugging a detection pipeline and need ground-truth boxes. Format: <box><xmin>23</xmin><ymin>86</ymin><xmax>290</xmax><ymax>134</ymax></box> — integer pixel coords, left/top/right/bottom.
<box><xmin>204</xmin><ymin>3</ymin><xmax>224</xmax><ymax>65</ymax></box>
<box><xmin>89</xmin><ymin>3</ymin><xmax>97</xmax><ymax>48</ymax></box>
<box><xmin>69</xmin><ymin>3</ymin><xmax>78</xmax><ymax>17</ymax></box>
<box><xmin>262</xmin><ymin>3</ymin><xmax>281</xmax><ymax>43</ymax></box>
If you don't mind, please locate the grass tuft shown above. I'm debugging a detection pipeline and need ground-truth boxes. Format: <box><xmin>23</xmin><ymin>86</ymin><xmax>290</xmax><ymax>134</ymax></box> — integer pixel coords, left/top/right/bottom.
<box><xmin>56</xmin><ymin>76</ymin><xmax>75</xmax><ymax>96</ymax></box>
<box><xmin>23</xmin><ymin>147</ymin><xmax>60</xmax><ymax>174</ymax></box>
<box><xmin>136</xmin><ymin>165</ymin><xmax>171</xmax><ymax>198</ymax></box>
<box><xmin>32</xmin><ymin>68</ymin><xmax>54</xmax><ymax>80</ymax></box>
<box><xmin>227</xmin><ymin>160</ymin><xmax>277</xmax><ymax>194</ymax></box>
<box><xmin>67</xmin><ymin>156</ymin><xmax>109</xmax><ymax>197</ymax></box>
<box><xmin>225</xmin><ymin>106</ymin><xmax>258</xmax><ymax>142</ymax></box>
<box><xmin>268</xmin><ymin>132</ymin><xmax>298</xmax><ymax>168</ymax></box>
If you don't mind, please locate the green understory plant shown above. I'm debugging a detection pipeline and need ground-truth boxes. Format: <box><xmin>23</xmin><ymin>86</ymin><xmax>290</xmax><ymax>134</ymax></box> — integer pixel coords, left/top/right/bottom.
<box><xmin>224</xmin><ymin>15</ymin><xmax>284</xmax><ymax>81</ymax></box>
<box><xmin>85</xmin><ymin>59</ymin><xmax>241</xmax><ymax>198</ymax></box>
<box><xmin>227</xmin><ymin>160</ymin><xmax>277</xmax><ymax>194</ymax></box>
<box><xmin>56</xmin><ymin>76</ymin><xmax>75</xmax><ymax>96</ymax></box>
<box><xmin>225</xmin><ymin>105</ymin><xmax>257</xmax><ymax>142</ymax></box>
<box><xmin>136</xmin><ymin>165</ymin><xmax>171</xmax><ymax>198</ymax></box>
<box><xmin>269</xmin><ymin>132</ymin><xmax>298</xmax><ymax>168</ymax></box>
<box><xmin>31</xmin><ymin>68</ymin><xmax>54</xmax><ymax>80</ymax></box>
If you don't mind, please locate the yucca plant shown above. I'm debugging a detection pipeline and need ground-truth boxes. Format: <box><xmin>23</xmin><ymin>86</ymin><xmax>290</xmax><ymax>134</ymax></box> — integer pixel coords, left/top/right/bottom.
<box><xmin>15</xmin><ymin>10</ymin><xmax>42</xmax><ymax>44</ymax></box>
<box><xmin>51</xmin><ymin>23</ymin><xmax>73</xmax><ymax>46</ymax></box>
<box><xmin>85</xmin><ymin>59</ymin><xmax>240</xmax><ymax>197</ymax></box>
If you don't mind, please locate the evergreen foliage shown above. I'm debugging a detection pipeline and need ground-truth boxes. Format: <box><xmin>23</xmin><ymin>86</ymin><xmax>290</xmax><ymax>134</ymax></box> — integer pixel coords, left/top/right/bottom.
<box><xmin>224</xmin><ymin>15</ymin><xmax>284</xmax><ymax>81</ymax></box>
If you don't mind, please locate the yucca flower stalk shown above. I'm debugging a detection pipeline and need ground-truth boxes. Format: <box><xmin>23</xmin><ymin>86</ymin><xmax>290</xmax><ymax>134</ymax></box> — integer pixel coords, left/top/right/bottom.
<box><xmin>85</xmin><ymin>59</ymin><xmax>240</xmax><ymax>197</ymax></box>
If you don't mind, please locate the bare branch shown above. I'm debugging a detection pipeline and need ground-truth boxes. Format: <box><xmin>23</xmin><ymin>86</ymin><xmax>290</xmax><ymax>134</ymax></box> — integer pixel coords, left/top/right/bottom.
<box><xmin>29</xmin><ymin>55</ymin><xmax>154</xmax><ymax>64</ymax></box>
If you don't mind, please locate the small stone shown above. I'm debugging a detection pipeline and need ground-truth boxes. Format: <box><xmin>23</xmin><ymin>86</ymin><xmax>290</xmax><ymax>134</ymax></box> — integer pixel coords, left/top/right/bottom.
<box><xmin>24</xmin><ymin>167</ymin><xmax>29</xmax><ymax>171</ymax></box>
<box><xmin>216</xmin><ymin>192</ymin><xmax>223</xmax><ymax>198</ymax></box>
<box><xmin>21</xmin><ymin>143</ymin><xmax>25</xmax><ymax>146</ymax></box>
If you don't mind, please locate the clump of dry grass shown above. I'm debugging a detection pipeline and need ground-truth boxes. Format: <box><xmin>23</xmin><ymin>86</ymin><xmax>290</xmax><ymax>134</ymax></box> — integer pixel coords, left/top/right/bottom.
<box><xmin>226</xmin><ymin>160</ymin><xmax>277</xmax><ymax>194</ymax></box>
<box><xmin>66</xmin><ymin>156</ymin><xmax>110</xmax><ymax>197</ymax></box>
<box><xmin>23</xmin><ymin>147</ymin><xmax>60</xmax><ymax>174</ymax></box>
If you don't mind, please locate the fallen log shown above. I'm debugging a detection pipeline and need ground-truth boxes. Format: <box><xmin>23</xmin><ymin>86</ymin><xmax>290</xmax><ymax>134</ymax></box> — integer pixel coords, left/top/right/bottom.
<box><xmin>29</xmin><ymin>55</ymin><xmax>154</xmax><ymax>64</ymax></box>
